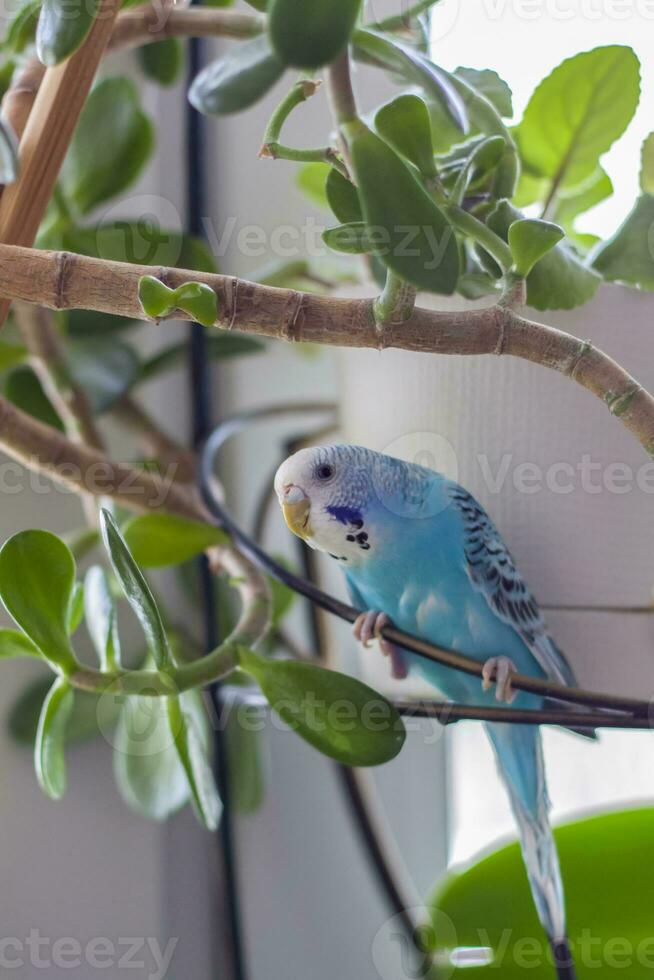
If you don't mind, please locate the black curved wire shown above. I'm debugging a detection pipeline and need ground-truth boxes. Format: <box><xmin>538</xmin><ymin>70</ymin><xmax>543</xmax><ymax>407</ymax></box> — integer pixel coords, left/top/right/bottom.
<box><xmin>199</xmin><ymin>405</ymin><xmax>654</xmax><ymax>729</ymax></box>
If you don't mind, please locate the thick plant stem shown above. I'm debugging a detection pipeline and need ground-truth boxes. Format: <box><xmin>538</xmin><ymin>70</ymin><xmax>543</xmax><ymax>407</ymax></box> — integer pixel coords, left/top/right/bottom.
<box><xmin>326</xmin><ymin>49</ymin><xmax>358</xmax><ymax>126</ymax></box>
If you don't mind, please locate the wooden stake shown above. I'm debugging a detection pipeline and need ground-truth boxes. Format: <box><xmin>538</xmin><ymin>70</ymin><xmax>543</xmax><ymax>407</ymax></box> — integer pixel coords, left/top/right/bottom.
<box><xmin>0</xmin><ymin>0</ymin><xmax>121</xmax><ymax>326</ymax></box>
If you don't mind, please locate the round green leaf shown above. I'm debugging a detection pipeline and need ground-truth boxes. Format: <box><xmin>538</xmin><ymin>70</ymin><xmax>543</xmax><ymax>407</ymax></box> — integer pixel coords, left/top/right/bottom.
<box><xmin>189</xmin><ymin>35</ymin><xmax>284</xmax><ymax>115</ymax></box>
<box><xmin>296</xmin><ymin>162</ymin><xmax>330</xmax><ymax>209</ymax></box>
<box><xmin>508</xmin><ymin>218</ymin><xmax>565</xmax><ymax>277</ymax></box>
<box><xmin>167</xmin><ymin>694</ymin><xmax>222</xmax><ymax>830</ymax></box>
<box><xmin>84</xmin><ymin>565</ymin><xmax>121</xmax><ymax>671</ymax></box>
<box><xmin>36</xmin><ymin>0</ymin><xmax>99</xmax><ymax>65</ymax></box>
<box><xmin>239</xmin><ymin>648</ymin><xmax>406</xmax><ymax>767</ymax></box>
<box><xmin>138</xmin><ymin>38</ymin><xmax>184</xmax><ymax>86</ymax></box>
<box><xmin>487</xmin><ymin>199</ymin><xmax>600</xmax><ymax>310</ymax></box>
<box><xmin>322</xmin><ymin>222</ymin><xmax>374</xmax><ymax>255</ymax></box>
<box><xmin>122</xmin><ymin>513</ymin><xmax>229</xmax><ymax>568</ymax></box>
<box><xmin>455</xmin><ymin>66</ymin><xmax>513</xmax><ymax>118</ymax></box>
<box><xmin>35</xmin><ymin>677</ymin><xmax>74</xmax><ymax>799</ymax></box>
<box><xmin>375</xmin><ymin>94</ymin><xmax>436</xmax><ymax>178</ymax></box>
<box><xmin>99</xmin><ymin>510</ymin><xmax>171</xmax><ymax>671</ymax></box>
<box><xmin>138</xmin><ymin>275</ymin><xmax>176</xmax><ymax>319</ymax></box>
<box><xmin>325</xmin><ymin>167</ymin><xmax>362</xmax><ymax>224</ymax></box>
<box><xmin>344</xmin><ymin>118</ymin><xmax>460</xmax><ymax>293</ymax></box>
<box><xmin>269</xmin><ymin>0</ymin><xmax>361</xmax><ymax>69</ymax></box>
<box><xmin>61</xmin><ymin>77</ymin><xmax>155</xmax><ymax>214</ymax></box>
<box><xmin>515</xmin><ymin>46</ymin><xmax>640</xmax><ymax>191</ymax></box>
<box><xmin>0</xmin><ymin>530</ymin><xmax>77</xmax><ymax>673</ymax></box>
<box><xmin>173</xmin><ymin>282</ymin><xmax>218</xmax><ymax>326</ymax></box>
<box><xmin>67</xmin><ymin>581</ymin><xmax>85</xmax><ymax>635</ymax></box>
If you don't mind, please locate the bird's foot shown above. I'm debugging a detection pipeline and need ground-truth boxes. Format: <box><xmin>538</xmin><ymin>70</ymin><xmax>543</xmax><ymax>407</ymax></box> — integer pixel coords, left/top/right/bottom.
<box><xmin>481</xmin><ymin>656</ymin><xmax>518</xmax><ymax>704</ymax></box>
<box><xmin>353</xmin><ymin>610</ymin><xmax>408</xmax><ymax>680</ymax></box>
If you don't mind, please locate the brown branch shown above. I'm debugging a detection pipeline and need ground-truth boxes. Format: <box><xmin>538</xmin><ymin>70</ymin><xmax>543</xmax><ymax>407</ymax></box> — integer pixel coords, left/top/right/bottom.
<box><xmin>0</xmin><ymin>242</ymin><xmax>652</xmax><ymax>456</ymax></box>
<box><xmin>109</xmin><ymin>5</ymin><xmax>265</xmax><ymax>50</ymax></box>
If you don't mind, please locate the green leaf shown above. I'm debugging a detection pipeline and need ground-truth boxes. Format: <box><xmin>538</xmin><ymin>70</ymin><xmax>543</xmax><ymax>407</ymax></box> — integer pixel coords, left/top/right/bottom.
<box><xmin>62</xmin><ymin>77</ymin><xmax>155</xmax><ymax>214</ymax></box>
<box><xmin>269</xmin><ymin>0</ymin><xmax>360</xmax><ymax>69</ymax></box>
<box><xmin>239</xmin><ymin>648</ymin><xmax>406</xmax><ymax>766</ymax></box>
<box><xmin>189</xmin><ymin>35</ymin><xmax>284</xmax><ymax>115</ymax></box>
<box><xmin>9</xmin><ymin>676</ymin><xmax>118</xmax><ymax>746</ymax></box>
<box><xmin>167</xmin><ymin>694</ymin><xmax>222</xmax><ymax>830</ymax></box>
<box><xmin>296</xmin><ymin>161</ymin><xmax>330</xmax><ymax>209</ymax></box>
<box><xmin>592</xmin><ymin>194</ymin><xmax>654</xmax><ymax>289</ymax></box>
<box><xmin>0</xmin><ymin>117</ymin><xmax>18</xmax><ymax>184</ymax></box>
<box><xmin>225</xmin><ymin>699</ymin><xmax>266</xmax><ymax>814</ymax></box>
<box><xmin>84</xmin><ymin>565</ymin><xmax>121</xmax><ymax>671</ymax></box>
<box><xmin>375</xmin><ymin>94</ymin><xmax>436</xmax><ymax>178</ymax></box>
<box><xmin>99</xmin><ymin>510</ymin><xmax>171</xmax><ymax>671</ymax></box>
<box><xmin>67</xmin><ymin>337</ymin><xmax>140</xmax><ymax>414</ymax></box>
<box><xmin>4</xmin><ymin>367</ymin><xmax>63</xmax><ymax>430</ymax></box>
<box><xmin>0</xmin><ymin>339</ymin><xmax>27</xmax><ymax>373</ymax></box>
<box><xmin>138</xmin><ymin>38</ymin><xmax>184</xmax><ymax>86</ymax></box>
<box><xmin>268</xmin><ymin>555</ymin><xmax>296</xmax><ymax>627</ymax></box>
<box><xmin>140</xmin><ymin>333</ymin><xmax>263</xmax><ymax>381</ymax></box>
<box><xmin>138</xmin><ymin>275</ymin><xmax>176</xmax><ymax>318</ymax></box>
<box><xmin>640</xmin><ymin>133</ymin><xmax>654</xmax><ymax>195</ymax></box>
<box><xmin>173</xmin><ymin>282</ymin><xmax>218</xmax><ymax>327</ymax></box>
<box><xmin>353</xmin><ymin>30</ymin><xmax>466</xmax><ymax>134</ymax></box>
<box><xmin>344</xmin><ymin>118</ymin><xmax>460</xmax><ymax>293</ymax></box>
<box><xmin>67</xmin><ymin>581</ymin><xmax>85</xmax><ymax>635</ymax></box>
<box><xmin>4</xmin><ymin>0</ymin><xmax>41</xmax><ymax>54</ymax></box>
<box><xmin>137</xmin><ymin>277</ymin><xmax>218</xmax><ymax>326</ymax></box>
<box><xmin>455</xmin><ymin>67</ymin><xmax>513</xmax><ymax>118</ymax></box>
<box><xmin>323</xmin><ymin>222</ymin><xmax>374</xmax><ymax>255</ymax></box>
<box><xmin>325</xmin><ymin>168</ymin><xmax>362</xmax><ymax>223</ymax></box>
<box><xmin>0</xmin><ymin>530</ymin><xmax>77</xmax><ymax>673</ymax></box>
<box><xmin>36</xmin><ymin>0</ymin><xmax>99</xmax><ymax>65</ymax></box>
<box><xmin>122</xmin><ymin>513</ymin><xmax>229</xmax><ymax>568</ymax></box>
<box><xmin>515</xmin><ymin>46</ymin><xmax>640</xmax><ymax>192</ymax></box>
<box><xmin>508</xmin><ymin>218</ymin><xmax>564</xmax><ymax>277</ymax></box>
<box><xmin>0</xmin><ymin>628</ymin><xmax>42</xmax><ymax>659</ymax></box>
<box><xmin>113</xmin><ymin>689</ymin><xmax>193</xmax><ymax>821</ymax></box>
<box><xmin>552</xmin><ymin>167</ymin><xmax>613</xmax><ymax>233</ymax></box>
<box><xmin>487</xmin><ymin>199</ymin><xmax>601</xmax><ymax>310</ymax></box>
<box><xmin>34</xmin><ymin>678</ymin><xmax>74</xmax><ymax>799</ymax></box>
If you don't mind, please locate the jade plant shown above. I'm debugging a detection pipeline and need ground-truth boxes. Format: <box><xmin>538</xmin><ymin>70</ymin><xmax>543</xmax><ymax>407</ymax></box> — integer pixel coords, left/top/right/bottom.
<box><xmin>0</xmin><ymin>0</ymin><xmax>650</xmax><ymax>847</ymax></box>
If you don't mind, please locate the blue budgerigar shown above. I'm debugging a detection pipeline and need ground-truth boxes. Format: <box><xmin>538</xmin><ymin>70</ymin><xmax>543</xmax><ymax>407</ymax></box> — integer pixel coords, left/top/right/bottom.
<box><xmin>275</xmin><ymin>443</ymin><xmax>587</xmax><ymax>972</ymax></box>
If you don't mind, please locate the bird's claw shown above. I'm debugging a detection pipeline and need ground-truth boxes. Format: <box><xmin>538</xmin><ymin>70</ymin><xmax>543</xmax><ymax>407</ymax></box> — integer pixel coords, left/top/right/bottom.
<box><xmin>353</xmin><ymin>610</ymin><xmax>407</xmax><ymax>680</ymax></box>
<box><xmin>482</xmin><ymin>656</ymin><xmax>518</xmax><ymax>704</ymax></box>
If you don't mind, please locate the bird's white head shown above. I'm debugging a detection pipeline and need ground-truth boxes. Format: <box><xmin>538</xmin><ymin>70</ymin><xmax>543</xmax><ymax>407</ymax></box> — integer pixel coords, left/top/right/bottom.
<box><xmin>274</xmin><ymin>445</ymin><xmax>377</xmax><ymax>564</ymax></box>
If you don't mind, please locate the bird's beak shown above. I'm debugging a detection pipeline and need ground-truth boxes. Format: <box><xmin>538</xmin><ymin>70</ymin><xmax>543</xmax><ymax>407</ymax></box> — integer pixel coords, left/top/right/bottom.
<box><xmin>281</xmin><ymin>485</ymin><xmax>312</xmax><ymax>540</ymax></box>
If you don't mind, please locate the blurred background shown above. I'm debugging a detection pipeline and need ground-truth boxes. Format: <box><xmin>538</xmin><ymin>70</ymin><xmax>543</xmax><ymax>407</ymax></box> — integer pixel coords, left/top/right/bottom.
<box><xmin>1</xmin><ymin>1</ymin><xmax>654</xmax><ymax>977</ymax></box>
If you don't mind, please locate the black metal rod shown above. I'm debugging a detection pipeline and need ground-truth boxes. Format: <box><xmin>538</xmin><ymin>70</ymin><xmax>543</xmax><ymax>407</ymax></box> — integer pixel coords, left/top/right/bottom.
<box><xmin>186</xmin><ymin>33</ymin><xmax>247</xmax><ymax>980</ymax></box>
<box><xmin>198</xmin><ymin>407</ymin><xmax>654</xmax><ymax>725</ymax></box>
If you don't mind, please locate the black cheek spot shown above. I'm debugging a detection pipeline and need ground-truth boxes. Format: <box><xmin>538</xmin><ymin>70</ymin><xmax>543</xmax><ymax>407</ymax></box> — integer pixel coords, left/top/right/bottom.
<box><xmin>356</xmin><ymin>532</ymin><xmax>368</xmax><ymax>544</ymax></box>
<box><xmin>346</xmin><ymin>534</ymin><xmax>355</xmax><ymax>542</ymax></box>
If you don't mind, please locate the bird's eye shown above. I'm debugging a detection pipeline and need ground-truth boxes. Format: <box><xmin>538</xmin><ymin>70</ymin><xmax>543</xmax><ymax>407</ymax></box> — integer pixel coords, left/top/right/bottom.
<box><xmin>316</xmin><ymin>463</ymin><xmax>334</xmax><ymax>480</ymax></box>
